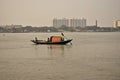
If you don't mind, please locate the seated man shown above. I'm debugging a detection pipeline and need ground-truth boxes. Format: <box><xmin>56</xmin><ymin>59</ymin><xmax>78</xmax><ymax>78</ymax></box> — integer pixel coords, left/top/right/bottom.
<box><xmin>35</xmin><ymin>37</ymin><xmax>38</xmax><ymax>42</ymax></box>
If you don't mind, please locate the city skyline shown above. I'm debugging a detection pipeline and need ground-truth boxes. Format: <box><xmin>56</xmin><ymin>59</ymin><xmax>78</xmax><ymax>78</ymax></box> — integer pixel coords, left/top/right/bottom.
<box><xmin>0</xmin><ymin>0</ymin><xmax>120</xmax><ymax>27</ymax></box>
<box><xmin>53</xmin><ymin>18</ymin><xmax>87</xmax><ymax>28</ymax></box>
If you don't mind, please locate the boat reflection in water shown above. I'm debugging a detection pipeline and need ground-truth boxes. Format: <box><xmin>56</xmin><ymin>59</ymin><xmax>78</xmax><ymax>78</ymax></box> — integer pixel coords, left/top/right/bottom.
<box><xmin>32</xmin><ymin>43</ymin><xmax>72</xmax><ymax>59</ymax></box>
<box><xmin>47</xmin><ymin>44</ymin><xmax>72</xmax><ymax>59</ymax></box>
<box><xmin>48</xmin><ymin>45</ymin><xmax>65</xmax><ymax>58</ymax></box>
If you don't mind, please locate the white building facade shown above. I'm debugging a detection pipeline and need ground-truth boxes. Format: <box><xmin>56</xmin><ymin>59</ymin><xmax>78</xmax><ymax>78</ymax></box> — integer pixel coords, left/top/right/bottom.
<box><xmin>53</xmin><ymin>18</ymin><xmax>69</xmax><ymax>28</ymax></box>
<box><xmin>53</xmin><ymin>18</ymin><xmax>87</xmax><ymax>28</ymax></box>
<box><xmin>80</xmin><ymin>18</ymin><xmax>87</xmax><ymax>28</ymax></box>
<box><xmin>70</xmin><ymin>19</ymin><xmax>81</xmax><ymax>27</ymax></box>
<box><xmin>114</xmin><ymin>20</ymin><xmax>120</xmax><ymax>28</ymax></box>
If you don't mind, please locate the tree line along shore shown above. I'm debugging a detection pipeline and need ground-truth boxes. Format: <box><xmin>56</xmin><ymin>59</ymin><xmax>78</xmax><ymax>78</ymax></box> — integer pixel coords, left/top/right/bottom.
<box><xmin>0</xmin><ymin>25</ymin><xmax>120</xmax><ymax>33</ymax></box>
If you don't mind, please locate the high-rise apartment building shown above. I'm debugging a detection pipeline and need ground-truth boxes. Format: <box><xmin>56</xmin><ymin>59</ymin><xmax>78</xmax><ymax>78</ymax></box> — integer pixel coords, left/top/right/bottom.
<box><xmin>81</xmin><ymin>18</ymin><xmax>87</xmax><ymax>28</ymax></box>
<box><xmin>53</xmin><ymin>18</ymin><xmax>69</xmax><ymax>28</ymax></box>
<box><xmin>70</xmin><ymin>18</ymin><xmax>86</xmax><ymax>28</ymax></box>
<box><xmin>53</xmin><ymin>18</ymin><xmax>87</xmax><ymax>28</ymax></box>
<box><xmin>70</xmin><ymin>19</ymin><xmax>81</xmax><ymax>27</ymax></box>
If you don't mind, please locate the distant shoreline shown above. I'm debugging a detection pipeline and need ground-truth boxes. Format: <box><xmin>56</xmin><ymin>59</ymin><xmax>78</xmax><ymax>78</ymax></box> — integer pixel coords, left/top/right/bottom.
<box><xmin>0</xmin><ymin>25</ymin><xmax>120</xmax><ymax>33</ymax></box>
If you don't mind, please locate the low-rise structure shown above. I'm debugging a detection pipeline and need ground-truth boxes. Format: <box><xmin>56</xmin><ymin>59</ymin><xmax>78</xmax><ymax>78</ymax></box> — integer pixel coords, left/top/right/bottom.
<box><xmin>114</xmin><ymin>20</ymin><xmax>120</xmax><ymax>28</ymax></box>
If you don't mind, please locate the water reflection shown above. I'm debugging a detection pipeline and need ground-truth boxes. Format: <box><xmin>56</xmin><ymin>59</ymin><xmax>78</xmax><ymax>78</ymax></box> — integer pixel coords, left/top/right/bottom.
<box><xmin>48</xmin><ymin>45</ymin><xmax>65</xmax><ymax>58</ymax></box>
<box><xmin>32</xmin><ymin>44</ymin><xmax>72</xmax><ymax>59</ymax></box>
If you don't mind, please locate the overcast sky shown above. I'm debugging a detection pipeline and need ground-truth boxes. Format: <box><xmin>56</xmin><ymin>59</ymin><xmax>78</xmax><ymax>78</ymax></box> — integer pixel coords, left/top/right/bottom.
<box><xmin>0</xmin><ymin>0</ymin><xmax>120</xmax><ymax>27</ymax></box>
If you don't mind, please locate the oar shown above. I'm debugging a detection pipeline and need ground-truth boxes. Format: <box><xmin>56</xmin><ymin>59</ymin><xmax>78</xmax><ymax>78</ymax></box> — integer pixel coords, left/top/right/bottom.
<box><xmin>61</xmin><ymin>33</ymin><xmax>72</xmax><ymax>45</ymax></box>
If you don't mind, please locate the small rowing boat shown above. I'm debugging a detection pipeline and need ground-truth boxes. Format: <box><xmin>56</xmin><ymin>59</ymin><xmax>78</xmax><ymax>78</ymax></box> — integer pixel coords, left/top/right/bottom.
<box><xmin>31</xmin><ymin>33</ymin><xmax>72</xmax><ymax>45</ymax></box>
<box><xmin>31</xmin><ymin>39</ymin><xmax>72</xmax><ymax>45</ymax></box>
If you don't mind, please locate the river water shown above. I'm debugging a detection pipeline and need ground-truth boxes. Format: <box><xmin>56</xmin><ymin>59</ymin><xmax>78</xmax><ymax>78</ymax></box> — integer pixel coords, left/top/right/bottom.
<box><xmin>0</xmin><ymin>32</ymin><xmax>120</xmax><ymax>80</ymax></box>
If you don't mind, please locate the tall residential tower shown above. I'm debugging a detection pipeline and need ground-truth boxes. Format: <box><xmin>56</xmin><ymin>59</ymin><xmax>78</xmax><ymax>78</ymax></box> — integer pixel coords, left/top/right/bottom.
<box><xmin>53</xmin><ymin>18</ymin><xmax>87</xmax><ymax>28</ymax></box>
<box><xmin>53</xmin><ymin>18</ymin><xmax>69</xmax><ymax>28</ymax></box>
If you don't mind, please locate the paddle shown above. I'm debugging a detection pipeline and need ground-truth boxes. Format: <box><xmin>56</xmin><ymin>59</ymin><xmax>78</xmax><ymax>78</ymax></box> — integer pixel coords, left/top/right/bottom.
<box><xmin>61</xmin><ymin>33</ymin><xmax>72</xmax><ymax>45</ymax></box>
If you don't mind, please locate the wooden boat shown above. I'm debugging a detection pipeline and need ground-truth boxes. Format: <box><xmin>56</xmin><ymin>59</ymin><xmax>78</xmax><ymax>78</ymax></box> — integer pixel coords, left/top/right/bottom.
<box><xmin>31</xmin><ymin>39</ymin><xmax>72</xmax><ymax>45</ymax></box>
<box><xmin>31</xmin><ymin>35</ymin><xmax>72</xmax><ymax>45</ymax></box>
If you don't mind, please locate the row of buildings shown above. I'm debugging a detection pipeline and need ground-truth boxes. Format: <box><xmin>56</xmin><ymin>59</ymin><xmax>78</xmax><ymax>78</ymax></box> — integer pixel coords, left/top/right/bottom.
<box><xmin>53</xmin><ymin>18</ymin><xmax>87</xmax><ymax>28</ymax></box>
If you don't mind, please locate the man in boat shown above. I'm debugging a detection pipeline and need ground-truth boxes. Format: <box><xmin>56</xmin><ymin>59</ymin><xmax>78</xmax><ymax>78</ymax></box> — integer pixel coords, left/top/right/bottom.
<box><xmin>47</xmin><ymin>38</ymin><xmax>50</xmax><ymax>42</ymax></box>
<box><xmin>35</xmin><ymin>37</ymin><xmax>38</xmax><ymax>42</ymax></box>
<box><xmin>61</xmin><ymin>33</ymin><xmax>65</xmax><ymax>41</ymax></box>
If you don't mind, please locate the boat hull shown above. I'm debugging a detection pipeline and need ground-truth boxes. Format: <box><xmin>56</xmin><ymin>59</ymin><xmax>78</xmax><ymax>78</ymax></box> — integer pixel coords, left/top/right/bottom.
<box><xmin>31</xmin><ymin>39</ymin><xmax>72</xmax><ymax>45</ymax></box>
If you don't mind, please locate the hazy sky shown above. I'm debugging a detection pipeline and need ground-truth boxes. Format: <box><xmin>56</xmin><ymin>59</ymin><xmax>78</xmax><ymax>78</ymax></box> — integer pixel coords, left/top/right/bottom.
<box><xmin>0</xmin><ymin>0</ymin><xmax>120</xmax><ymax>27</ymax></box>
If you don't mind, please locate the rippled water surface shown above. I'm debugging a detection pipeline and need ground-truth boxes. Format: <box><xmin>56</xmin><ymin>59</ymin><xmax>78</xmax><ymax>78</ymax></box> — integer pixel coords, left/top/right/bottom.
<box><xmin>0</xmin><ymin>32</ymin><xmax>120</xmax><ymax>80</ymax></box>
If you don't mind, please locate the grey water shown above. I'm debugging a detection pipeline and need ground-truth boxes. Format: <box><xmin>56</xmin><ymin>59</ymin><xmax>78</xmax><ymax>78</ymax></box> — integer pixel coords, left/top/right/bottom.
<box><xmin>0</xmin><ymin>32</ymin><xmax>120</xmax><ymax>80</ymax></box>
